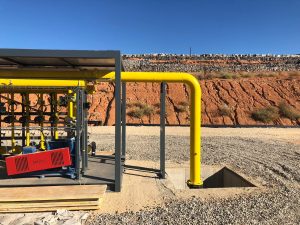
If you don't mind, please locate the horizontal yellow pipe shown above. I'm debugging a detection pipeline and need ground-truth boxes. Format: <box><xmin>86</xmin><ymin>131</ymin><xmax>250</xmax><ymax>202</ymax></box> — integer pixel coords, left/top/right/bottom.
<box><xmin>101</xmin><ymin>72</ymin><xmax>203</xmax><ymax>187</ymax></box>
<box><xmin>0</xmin><ymin>79</ymin><xmax>86</xmax><ymax>87</ymax></box>
<box><xmin>0</xmin><ymin>69</ymin><xmax>110</xmax><ymax>79</ymax></box>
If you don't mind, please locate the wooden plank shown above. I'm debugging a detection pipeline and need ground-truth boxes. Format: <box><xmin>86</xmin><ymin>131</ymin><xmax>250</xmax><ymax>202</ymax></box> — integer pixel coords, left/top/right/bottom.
<box><xmin>0</xmin><ymin>185</ymin><xmax>106</xmax><ymax>202</ymax></box>
<box><xmin>0</xmin><ymin>200</ymin><xmax>100</xmax><ymax>209</ymax></box>
<box><xmin>0</xmin><ymin>205</ymin><xmax>101</xmax><ymax>213</ymax></box>
<box><xmin>0</xmin><ymin>198</ymin><xmax>100</xmax><ymax>204</ymax></box>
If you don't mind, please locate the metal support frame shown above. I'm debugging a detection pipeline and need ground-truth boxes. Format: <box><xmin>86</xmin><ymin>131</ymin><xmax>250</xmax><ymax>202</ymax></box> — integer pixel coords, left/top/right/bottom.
<box><xmin>50</xmin><ymin>93</ymin><xmax>55</xmax><ymax>138</ymax></box>
<box><xmin>114</xmin><ymin>53</ymin><xmax>122</xmax><ymax>192</ymax></box>
<box><xmin>121</xmin><ymin>82</ymin><xmax>126</xmax><ymax>159</ymax></box>
<box><xmin>0</xmin><ymin>95</ymin><xmax>1</xmax><ymax>147</ymax></box>
<box><xmin>75</xmin><ymin>88</ymin><xmax>82</xmax><ymax>179</ymax></box>
<box><xmin>0</xmin><ymin>49</ymin><xmax>127</xmax><ymax>191</ymax></box>
<box><xmin>21</xmin><ymin>93</ymin><xmax>26</xmax><ymax>146</ymax></box>
<box><xmin>83</xmin><ymin>90</ymin><xmax>88</xmax><ymax>170</ymax></box>
<box><xmin>160</xmin><ymin>82</ymin><xmax>166</xmax><ymax>179</ymax></box>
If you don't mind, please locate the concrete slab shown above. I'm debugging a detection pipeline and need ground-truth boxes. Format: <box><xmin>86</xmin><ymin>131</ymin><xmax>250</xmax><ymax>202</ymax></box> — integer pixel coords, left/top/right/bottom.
<box><xmin>166</xmin><ymin>165</ymin><xmax>222</xmax><ymax>190</ymax></box>
<box><xmin>166</xmin><ymin>165</ymin><xmax>254</xmax><ymax>190</ymax></box>
<box><xmin>0</xmin><ymin>153</ymin><xmax>117</xmax><ymax>189</ymax></box>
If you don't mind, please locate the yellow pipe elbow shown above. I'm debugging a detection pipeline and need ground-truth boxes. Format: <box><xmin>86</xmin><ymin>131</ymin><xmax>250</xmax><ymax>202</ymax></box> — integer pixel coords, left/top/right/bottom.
<box><xmin>100</xmin><ymin>72</ymin><xmax>203</xmax><ymax>187</ymax></box>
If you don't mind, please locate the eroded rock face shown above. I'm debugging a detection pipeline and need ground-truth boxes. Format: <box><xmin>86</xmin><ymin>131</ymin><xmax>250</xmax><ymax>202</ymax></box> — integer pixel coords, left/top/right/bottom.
<box><xmin>89</xmin><ymin>76</ymin><xmax>300</xmax><ymax>126</ymax></box>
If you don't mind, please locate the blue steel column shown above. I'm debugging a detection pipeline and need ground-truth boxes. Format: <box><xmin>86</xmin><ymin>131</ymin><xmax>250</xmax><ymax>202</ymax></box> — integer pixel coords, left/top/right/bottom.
<box><xmin>160</xmin><ymin>82</ymin><xmax>166</xmax><ymax>178</ymax></box>
<box><xmin>115</xmin><ymin>53</ymin><xmax>122</xmax><ymax>192</ymax></box>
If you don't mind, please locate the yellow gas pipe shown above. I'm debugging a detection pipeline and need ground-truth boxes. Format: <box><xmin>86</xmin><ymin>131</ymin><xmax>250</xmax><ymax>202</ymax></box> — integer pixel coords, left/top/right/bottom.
<box><xmin>54</xmin><ymin>93</ymin><xmax>59</xmax><ymax>140</ymax></box>
<box><xmin>10</xmin><ymin>93</ymin><xmax>15</xmax><ymax>152</ymax></box>
<box><xmin>0</xmin><ymin>79</ymin><xmax>86</xmax><ymax>87</ymax></box>
<box><xmin>68</xmin><ymin>90</ymin><xmax>75</xmax><ymax>120</ymax></box>
<box><xmin>39</xmin><ymin>93</ymin><xmax>45</xmax><ymax>150</ymax></box>
<box><xmin>25</xmin><ymin>93</ymin><xmax>30</xmax><ymax>146</ymax></box>
<box><xmin>100</xmin><ymin>72</ymin><xmax>203</xmax><ymax>187</ymax></box>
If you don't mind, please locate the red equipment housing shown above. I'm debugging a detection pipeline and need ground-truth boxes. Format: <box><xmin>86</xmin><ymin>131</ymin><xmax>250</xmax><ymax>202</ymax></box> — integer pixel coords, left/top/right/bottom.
<box><xmin>5</xmin><ymin>147</ymin><xmax>72</xmax><ymax>176</ymax></box>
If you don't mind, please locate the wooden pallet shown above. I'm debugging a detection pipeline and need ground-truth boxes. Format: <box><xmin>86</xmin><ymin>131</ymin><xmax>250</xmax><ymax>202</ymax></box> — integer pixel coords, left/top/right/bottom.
<box><xmin>0</xmin><ymin>185</ymin><xmax>106</xmax><ymax>212</ymax></box>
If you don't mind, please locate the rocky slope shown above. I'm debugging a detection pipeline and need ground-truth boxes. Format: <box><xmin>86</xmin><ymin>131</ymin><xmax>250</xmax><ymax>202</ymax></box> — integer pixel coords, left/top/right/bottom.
<box><xmin>88</xmin><ymin>76</ymin><xmax>300</xmax><ymax>126</ymax></box>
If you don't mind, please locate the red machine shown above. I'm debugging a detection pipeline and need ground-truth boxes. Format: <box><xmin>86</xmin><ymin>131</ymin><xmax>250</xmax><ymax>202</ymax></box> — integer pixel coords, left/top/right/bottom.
<box><xmin>5</xmin><ymin>147</ymin><xmax>72</xmax><ymax>176</ymax></box>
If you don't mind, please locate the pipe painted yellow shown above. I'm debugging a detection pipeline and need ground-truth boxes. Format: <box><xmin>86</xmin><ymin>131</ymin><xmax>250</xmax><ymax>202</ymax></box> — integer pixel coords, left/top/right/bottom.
<box><xmin>25</xmin><ymin>94</ymin><xmax>30</xmax><ymax>146</ymax></box>
<box><xmin>0</xmin><ymin>79</ymin><xmax>86</xmax><ymax>87</ymax></box>
<box><xmin>68</xmin><ymin>90</ymin><xmax>74</xmax><ymax>119</ymax></box>
<box><xmin>54</xmin><ymin>93</ymin><xmax>59</xmax><ymax>140</ymax></box>
<box><xmin>73</xmin><ymin>93</ymin><xmax>77</xmax><ymax>118</ymax></box>
<box><xmin>0</xmin><ymin>70</ymin><xmax>110</xmax><ymax>79</ymax></box>
<box><xmin>100</xmin><ymin>72</ymin><xmax>203</xmax><ymax>187</ymax></box>
<box><xmin>54</xmin><ymin>124</ymin><xmax>59</xmax><ymax>139</ymax></box>
<box><xmin>11</xmin><ymin>93</ymin><xmax>16</xmax><ymax>151</ymax></box>
<box><xmin>39</xmin><ymin>93</ymin><xmax>46</xmax><ymax>150</ymax></box>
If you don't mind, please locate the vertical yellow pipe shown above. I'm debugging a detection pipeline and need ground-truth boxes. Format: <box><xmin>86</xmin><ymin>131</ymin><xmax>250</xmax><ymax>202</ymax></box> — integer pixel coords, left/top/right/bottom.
<box><xmin>11</xmin><ymin>93</ymin><xmax>15</xmax><ymax>151</ymax></box>
<box><xmin>25</xmin><ymin>93</ymin><xmax>30</xmax><ymax>146</ymax></box>
<box><xmin>68</xmin><ymin>90</ymin><xmax>74</xmax><ymax>119</ymax></box>
<box><xmin>67</xmin><ymin>90</ymin><xmax>76</xmax><ymax>139</ymax></box>
<box><xmin>40</xmin><ymin>93</ymin><xmax>45</xmax><ymax>150</ymax></box>
<box><xmin>54</xmin><ymin>93</ymin><xmax>59</xmax><ymax>139</ymax></box>
<box><xmin>186</xmin><ymin>77</ymin><xmax>202</xmax><ymax>187</ymax></box>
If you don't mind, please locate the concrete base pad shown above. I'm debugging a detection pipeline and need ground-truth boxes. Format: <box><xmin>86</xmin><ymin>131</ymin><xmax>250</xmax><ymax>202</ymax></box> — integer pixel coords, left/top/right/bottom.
<box><xmin>166</xmin><ymin>165</ymin><xmax>255</xmax><ymax>190</ymax></box>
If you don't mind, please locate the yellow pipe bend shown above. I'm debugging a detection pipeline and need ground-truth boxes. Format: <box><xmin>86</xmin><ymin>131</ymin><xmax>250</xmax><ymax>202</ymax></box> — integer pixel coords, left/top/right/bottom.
<box><xmin>101</xmin><ymin>72</ymin><xmax>203</xmax><ymax>187</ymax></box>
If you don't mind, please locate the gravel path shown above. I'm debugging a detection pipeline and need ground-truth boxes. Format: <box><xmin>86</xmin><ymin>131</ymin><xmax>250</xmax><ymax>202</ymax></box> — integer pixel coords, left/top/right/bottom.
<box><xmin>87</xmin><ymin>129</ymin><xmax>300</xmax><ymax>225</ymax></box>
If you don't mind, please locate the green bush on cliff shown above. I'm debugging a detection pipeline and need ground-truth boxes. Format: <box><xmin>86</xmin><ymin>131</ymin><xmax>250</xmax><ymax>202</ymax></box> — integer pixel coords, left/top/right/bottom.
<box><xmin>251</xmin><ymin>106</ymin><xmax>279</xmax><ymax>123</ymax></box>
<box><xmin>127</xmin><ymin>102</ymin><xmax>154</xmax><ymax>119</ymax></box>
<box><xmin>278</xmin><ymin>102</ymin><xmax>300</xmax><ymax>120</ymax></box>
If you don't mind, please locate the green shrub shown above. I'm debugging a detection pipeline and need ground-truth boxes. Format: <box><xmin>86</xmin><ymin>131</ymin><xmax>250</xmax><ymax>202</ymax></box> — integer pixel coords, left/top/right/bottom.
<box><xmin>240</xmin><ymin>73</ymin><xmax>253</xmax><ymax>78</ymax></box>
<box><xmin>127</xmin><ymin>108</ymin><xmax>144</xmax><ymax>118</ymax></box>
<box><xmin>175</xmin><ymin>101</ymin><xmax>189</xmax><ymax>113</ymax></box>
<box><xmin>127</xmin><ymin>102</ymin><xmax>154</xmax><ymax>119</ymax></box>
<box><xmin>222</xmin><ymin>73</ymin><xmax>233</xmax><ymax>79</ymax></box>
<box><xmin>278</xmin><ymin>102</ymin><xmax>300</xmax><ymax>120</ymax></box>
<box><xmin>251</xmin><ymin>106</ymin><xmax>279</xmax><ymax>123</ymax></box>
<box><xmin>142</xmin><ymin>105</ymin><xmax>155</xmax><ymax>116</ymax></box>
<box><xmin>218</xmin><ymin>104</ymin><xmax>232</xmax><ymax>116</ymax></box>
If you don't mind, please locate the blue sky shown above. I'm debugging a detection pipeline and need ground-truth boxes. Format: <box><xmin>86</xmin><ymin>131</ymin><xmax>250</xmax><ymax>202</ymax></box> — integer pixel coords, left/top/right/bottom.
<box><xmin>0</xmin><ymin>0</ymin><xmax>299</xmax><ymax>54</ymax></box>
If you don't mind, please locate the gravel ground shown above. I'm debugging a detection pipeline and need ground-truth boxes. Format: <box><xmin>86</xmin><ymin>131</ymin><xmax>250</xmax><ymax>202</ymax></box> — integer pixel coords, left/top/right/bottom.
<box><xmin>87</xmin><ymin>129</ymin><xmax>300</xmax><ymax>225</ymax></box>
<box><xmin>1</xmin><ymin>128</ymin><xmax>298</xmax><ymax>225</ymax></box>
<box><xmin>0</xmin><ymin>210</ymin><xmax>89</xmax><ymax>225</ymax></box>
